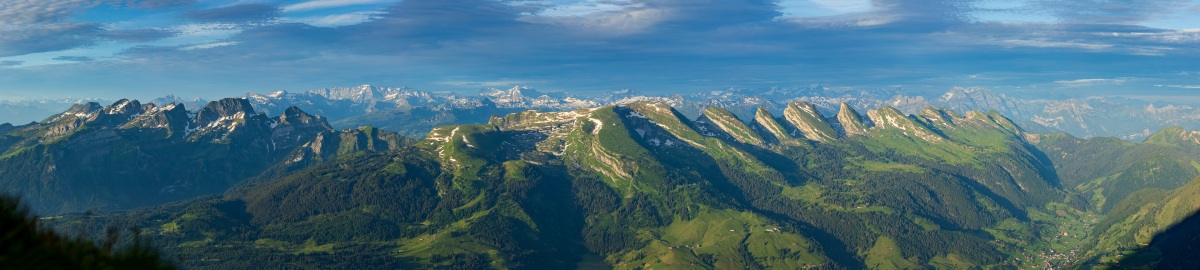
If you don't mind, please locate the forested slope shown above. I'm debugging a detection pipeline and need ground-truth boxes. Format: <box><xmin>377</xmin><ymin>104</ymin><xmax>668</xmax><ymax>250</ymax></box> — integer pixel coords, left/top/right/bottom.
<box><xmin>44</xmin><ymin>102</ymin><xmax>1200</xmax><ymax>269</ymax></box>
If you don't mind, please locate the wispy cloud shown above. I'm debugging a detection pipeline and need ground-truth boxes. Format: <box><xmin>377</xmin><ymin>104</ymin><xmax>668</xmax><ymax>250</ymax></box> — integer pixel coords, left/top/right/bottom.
<box><xmin>1055</xmin><ymin>78</ymin><xmax>1129</xmax><ymax>87</ymax></box>
<box><xmin>52</xmin><ymin>55</ymin><xmax>93</xmax><ymax>61</ymax></box>
<box><xmin>2</xmin><ymin>0</ymin><xmax>1200</xmax><ymax>98</ymax></box>
<box><xmin>185</xmin><ymin>4</ymin><xmax>280</xmax><ymax>24</ymax></box>
<box><xmin>282</xmin><ymin>0</ymin><xmax>397</xmax><ymax>13</ymax></box>
<box><xmin>999</xmin><ymin>39</ymin><xmax>1113</xmax><ymax>51</ymax></box>
<box><xmin>0</xmin><ymin>23</ymin><xmax>103</xmax><ymax>57</ymax></box>
<box><xmin>1104</xmin><ymin>29</ymin><xmax>1200</xmax><ymax>43</ymax></box>
<box><xmin>1155</xmin><ymin>84</ymin><xmax>1200</xmax><ymax>89</ymax></box>
<box><xmin>0</xmin><ymin>0</ymin><xmax>185</xmax><ymax>57</ymax></box>
<box><xmin>0</xmin><ymin>0</ymin><xmax>92</xmax><ymax>25</ymax></box>
<box><xmin>809</xmin><ymin>0</ymin><xmax>871</xmax><ymax>13</ymax></box>
<box><xmin>537</xmin><ymin>0</ymin><xmax>632</xmax><ymax>16</ymax></box>
<box><xmin>291</xmin><ymin>11</ymin><xmax>385</xmax><ymax>27</ymax></box>
<box><xmin>1032</xmin><ymin>0</ymin><xmax>1192</xmax><ymax>23</ymax></box>
<box><xmin>180</xmin><ymin>41</ymin><xmax>238</xmax><ymax>50</ymax></box>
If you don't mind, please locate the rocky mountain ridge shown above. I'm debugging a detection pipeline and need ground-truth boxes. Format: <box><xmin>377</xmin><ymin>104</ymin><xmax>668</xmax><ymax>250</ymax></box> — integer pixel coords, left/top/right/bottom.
<box><xmin>19</xmin><ymin>97</ymin><xmax>1200</xmax><ymax>268</ymax></box>
<box><xmin>241</xmin><ymin>85</ymin><xmax>1200</xmax><ymax>141</ymax></box>
<box><xmin>10</xmin><ymin>85</ymin><xmax>1192</xmax><ymax>142</ymax></box>
<box><xmin>0</xmin><ymin>97</ymin><xmax>387</xmax><ymax>214</ymax></box>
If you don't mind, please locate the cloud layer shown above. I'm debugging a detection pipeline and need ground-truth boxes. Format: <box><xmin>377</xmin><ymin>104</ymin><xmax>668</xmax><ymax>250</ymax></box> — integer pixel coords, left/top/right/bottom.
<box><xmin>0</xmin><ymin>0</ymin><xmax>1198</xmax><ymax>98</ymax></box>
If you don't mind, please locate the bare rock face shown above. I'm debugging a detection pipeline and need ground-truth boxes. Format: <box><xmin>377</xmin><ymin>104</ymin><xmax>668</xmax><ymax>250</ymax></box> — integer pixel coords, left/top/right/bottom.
<box><xmin>867</xmin><ymin>106</ymin><xmax>946</xmax><ymax>143</ymax></box>
<box><xmin>698</xmin><ymin>106</ymin><xmax>765</xmax><ymax>146</ymax></box>
<box><xmin>0</xmin><ymin>97</ymin><xmax>337</xmax><ymax>214</ymax></box>
<box><xmin>45</xmin><ymin>102</ymin><xmax>103</xmax><ymax>138</ymax></box>
<box><xmin>782</xmin><ymin>102</ymin><xmax>838</xmax><ymax>142</ymax></box>
<box><xmin>751</xmin><ymin>106</ymin><xmax>798</xmax><ymax>145</ymax></box>
<box><xmin>837</xmin><ymin>102</ymin><xmax>870</xmax><ymax>136</ymax></box>
<box><xmin>195</xmin><ymin>98</ymin><xmax>256</xmax><ymax>126</ymax></box>
<box><xmin>125</xmin><ymin>102</ymin><xmax>192</xmax><ymax>136</ymax></box>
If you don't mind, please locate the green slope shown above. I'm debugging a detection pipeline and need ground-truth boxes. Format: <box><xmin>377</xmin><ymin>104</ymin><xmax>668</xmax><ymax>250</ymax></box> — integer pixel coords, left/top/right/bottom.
<box><xmin>45</xmin><ymin>102</ymin><xmax>1200</xmax><ymax>269</ymax></box>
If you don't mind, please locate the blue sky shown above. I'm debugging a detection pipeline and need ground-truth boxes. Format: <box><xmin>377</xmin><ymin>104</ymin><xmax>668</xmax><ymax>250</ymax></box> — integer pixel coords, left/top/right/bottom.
<box><xmin>0</xmin><ymin>0</ymin><xmax>1198</xmax><ymax>100</ymax></box>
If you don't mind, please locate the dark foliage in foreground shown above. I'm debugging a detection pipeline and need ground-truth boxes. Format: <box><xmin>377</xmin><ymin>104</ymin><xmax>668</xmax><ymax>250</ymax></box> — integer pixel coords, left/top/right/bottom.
<box><xmin>0</xmin><ymin>195</ymin><xmax>174</xmax><ymax>270</ymax></box>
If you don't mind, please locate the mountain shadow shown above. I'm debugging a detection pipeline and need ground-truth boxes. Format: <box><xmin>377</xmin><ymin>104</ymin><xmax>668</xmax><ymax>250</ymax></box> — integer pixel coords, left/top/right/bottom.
<box><xmin>1114</xmin><ymin>209</ymin><xmax>1200</xmax><ymax>269</ymax></box>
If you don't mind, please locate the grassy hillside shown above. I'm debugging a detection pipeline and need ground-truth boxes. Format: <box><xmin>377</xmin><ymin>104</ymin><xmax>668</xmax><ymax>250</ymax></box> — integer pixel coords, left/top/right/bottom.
<box><xmin>44</xmin><ymin>102</ymin><xmax>1200</xmax><ymax>269</ymax></box>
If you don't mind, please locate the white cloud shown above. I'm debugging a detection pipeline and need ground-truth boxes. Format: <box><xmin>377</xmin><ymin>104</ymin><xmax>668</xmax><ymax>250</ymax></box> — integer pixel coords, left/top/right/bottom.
<box><xmin>999</xmin><ymin>39</ymin><xmax>1112</xmax><ymax>51</ymax></box>
<box><xmin>1127</xmin><ymin>46</ymin><xmax>1174</xmax><ymax>56</ymax></box>
<box><xmin>1104</xmin><ymin>29</ymin><xmax>1200</xmax><ymax>43</ymax></box>
<box><xmin>172</xmin><ymin>23</ymin><xmax>241</xmax><ymax>38</ymax></box>
<box><xmin>524</xmin><ymin>3</ymin><xmax>668</xmax><ymax>36</ymax></box>
<box><xmin>290</xmin><ymin>11</ymin><xmax>385</xmax><ymax>27</ymax></box>
<box><xmin>807</xmin><ymin>0</ymin><xmax>871</xmax><ymax>13</ymax></box>
<box><xmin>777</xmin><ymin>0</ymin><xmax>874</xmax><ymax>19</ymax></box>
<box><xmin>0</xmin><ymin>0</ymin><xmax>91</xmax><ymax>26</ymax></box>
<box><xmin>181</xmin><ymin>41</ymin><xmax>239</xmax><ymax>50</ymax></box>
<box><xmin>1054</xmin><ymin>78</ymin><xmax>1128</xmax><ymax>87</ymax></box>
<box><xmin>1154</xmin><ymin>84</ymin><xmax>1200</xmax><ymax>89</ymax></box>
<box><xmin>538</xmin><ymin>0</ymin><xmax>631</xmax><ymax>17</ymax></box>
<box><xmin>282</xmin><ymin>0</ymin><xmax>397</xmax><ymax>13</ymax></box>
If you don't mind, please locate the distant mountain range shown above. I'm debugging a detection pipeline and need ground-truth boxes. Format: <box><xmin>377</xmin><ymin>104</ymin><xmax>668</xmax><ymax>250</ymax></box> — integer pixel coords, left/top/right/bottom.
<box><xmin>10</xmin><ymin>96</ymin><xmax>1200</xmax><ymax>268</ymax></box>
<box><xmin>175</xmin><ymin>85</ymin><xmax>1200</xmax><ymax>141</ymax></box>
<box><xmin>8</xmin><ymin>85</ymin><xmax>1200</xmax><ymax>142</ymax></box>
<box><xmin>0</xmin><ymin>97</ymin><xmax>412</xmax><ymax>214</ymax></box>
<box><xmin>0</xmin><ymin>98</ymin><xmax>117</xmax><ymax>125</ymax></box>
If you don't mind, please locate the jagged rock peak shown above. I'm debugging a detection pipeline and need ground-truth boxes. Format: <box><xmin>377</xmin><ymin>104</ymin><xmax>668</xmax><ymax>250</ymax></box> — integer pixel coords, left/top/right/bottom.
<box><xmin>150</xmin><ymin>95</ymin><xmax>206</xmax><ymax>110</ymax></box>
<box><xmin>701</xmin><ymin>106</ymin><xmax>764</xmax><ymax>146</ymax></box>
<box><xmin>754</xmin><ymin>106</ymin><xmax>773</xmax><ymax>119</ymax></box>
<box><xmin>124</xmin><ymin>101</ymin><xmax>191</xmax><ymax>132</ymax></box>
<box><xmin>103</xmin><ymin>99</ymin><xmax>145</xmax><ymax>115</ymax></box>
<box><xmin>837</xmin><ymin>102</ymin><xmax>870</xmax><ymax>136</ymax></box>
<box><xmin>867</xmin><ymin>106</ymin><xmax>946</xmax><ymax>142</ymax></box>
<box><xmin>159</xmin><ymin>102</ymin><xmax>186</xmax><ymax>112</ymax></box>
<box><xmin>64</xmin><ymin>102</ymin><xmax>103</xmax><ymax>115</ymax></box>
<box><xmin>919</xmin><ymin>106</ymin><xmax>957</xmax><ymax>127</ymax></box>
<box><xmin>47</xmin><ymin>102</ymin><xmax>103</xmax><ymax>122</ymax></box>
<box><xmin>279</xmin><ymin>106</ymin><xmax>325</xmax><ymax>126</ymax></box>
<box><xmin>84</xmin><ymin>99</ymin><xmax>150</xmax><ymax>127</ymax></box>
<box><xmin>196</xmin><ymin>98</ymin><xmax>256</xmax><ymax>124</ymax></box>
<box><xmin>306</xmin><ymin>84</ymin><xmax>402</xmax><ymax>101</ymax></box>
<box><xmin>782</xmin><ymin>102</ymin><xmax>837</xmax><ymax>142</ymax></box>
<box><xmin>752</xmin><ymin>106</ymin><xmax>795</xmax><ymax>145</ymax></box>
<box><xmin>939</xmin><ymin>87</ymin><xmax>999</xmax><ymax>102</ymax></box>
<box><xmin>282</xmin><ymin>106</ymin><xmax>311</xmax><ymax>118</ymax></box>
<box><xmin>481</xmin><ymin>86</ymin><xmax>541</xmax><ymax>97</ymax></box>
<box><xmin>479</xmin><ymin>86</ymin><xmax>542</xmax><ymax>107</ymax></box>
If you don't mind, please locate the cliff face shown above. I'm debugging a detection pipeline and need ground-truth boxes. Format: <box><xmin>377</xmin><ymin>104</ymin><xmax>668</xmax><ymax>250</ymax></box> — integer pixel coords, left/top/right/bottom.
<box><xmin>782</xmin><ymin>102</ymin><xmax>838</xmax><ymax>142</ymax></box>
<box><xmin>837</xmin><ymin>102</ymin><xmax>870</xmax><ymax>136</ymax></box>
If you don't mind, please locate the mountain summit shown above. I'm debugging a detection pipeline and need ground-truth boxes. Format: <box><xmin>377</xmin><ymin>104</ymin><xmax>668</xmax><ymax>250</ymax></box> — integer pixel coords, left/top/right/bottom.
<box><xmin>55</xmin><ymin>100</ymin><xmax>1090</xmax><ymax>269</ymax></box>
<box><xmin>0</xmin><ymin>98</ymin><xmax>333</xmax><ymax>214</ymax></box>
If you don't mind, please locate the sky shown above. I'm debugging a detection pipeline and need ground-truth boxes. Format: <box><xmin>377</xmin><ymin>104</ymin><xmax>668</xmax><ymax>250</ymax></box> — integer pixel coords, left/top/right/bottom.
<box><xmin>0</xmin><ymin>0</ymin><xmax>1199</xmax><ymax>100</ymax></box>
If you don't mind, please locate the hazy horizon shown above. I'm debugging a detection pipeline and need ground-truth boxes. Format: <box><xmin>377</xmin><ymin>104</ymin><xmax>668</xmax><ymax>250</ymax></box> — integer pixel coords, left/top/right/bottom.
<box><xmin>4</xmin><ymin>83</ymin><xmax>1200</xmax><ymax>106</ymax></box>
